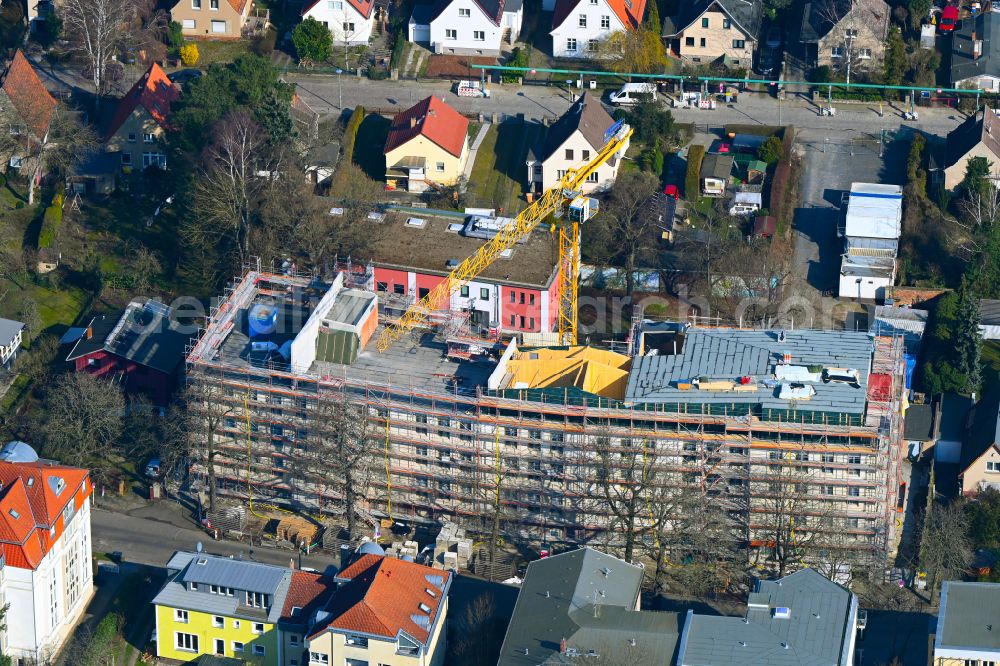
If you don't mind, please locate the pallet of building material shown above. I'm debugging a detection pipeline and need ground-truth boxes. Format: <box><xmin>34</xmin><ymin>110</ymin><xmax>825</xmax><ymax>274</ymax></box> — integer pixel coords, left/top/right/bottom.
<box><xmin>472</xmin><ymin>547</ymin><xmax>517</xmax><ymax>580</ymax></box>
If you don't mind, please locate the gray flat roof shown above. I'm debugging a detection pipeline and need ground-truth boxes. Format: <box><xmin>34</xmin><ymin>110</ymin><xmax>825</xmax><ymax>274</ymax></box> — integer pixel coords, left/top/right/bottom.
<box><xmin>0</xmin><ymin>318</ymin><xmax>24</xmax><ymax>347</ymax></box>
<box><xmin>625</xmin><ymin>328</ymin><xmax>874</xmax><ymax>415</ymax></box>
<box><xmin>936</xmin><ymin>582</ymin><xmax>1000</xmax><ymax>652</ymax></box>
<box><xmin>324</xmin><ymin>289</ymin><xmax>375</xmax><ymax>327</ymax></box>
<box><xmin>678</xmin><ymin>569</ymin><xmax>854</xmax><ymax>666</ymax></box>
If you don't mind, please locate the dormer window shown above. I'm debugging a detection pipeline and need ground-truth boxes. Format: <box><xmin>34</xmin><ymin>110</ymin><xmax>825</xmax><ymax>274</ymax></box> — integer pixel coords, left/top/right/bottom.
<box><xmin>246</xmin><ymin>591</ymin><xmax>269</xmax><ymax>608</ymax></box>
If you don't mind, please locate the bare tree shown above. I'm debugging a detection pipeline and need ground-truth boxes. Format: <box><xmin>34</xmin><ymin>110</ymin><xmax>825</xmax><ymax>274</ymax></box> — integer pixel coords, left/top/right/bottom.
<box><xmin>62</xmin><ymin>0</ymin><xmax>138</xmax><ymax>100</ymax></box>
<box><xmin>590</xmin><ymin>171</ymin><xmax>662</xmax><ymax>297</ymax></box>
<box><xmin>814</xmin><ymin>0</ymin><xmax>888</xmax><ymax>84</ymax></box>
<box><xmin>709</xmin><ymin>238</ymin><xmax>792</xmax><ymax>326</ymax></box>
<box><xmin>448</xmin><ymin>593</ymin><xmax>508</xmax><ymax>664</ymax></box>
<box><xmin>36</xmin><ymin>373</ymin><xmax>125</xmax><ymax>467</ymax></box>
<box><xmin>592</xmin><ymin>433</ymin><xmax>662</xmax><ymax>563</ymax></box>
<box><xmin>918</xmin><ymin>500</ymin><xmax>973</xmax><ymax>604</ymax></box>
<box><xmin>184</xmin><ymin>378</ymin><xmax>237</xmax><ymax>512</ymax></box>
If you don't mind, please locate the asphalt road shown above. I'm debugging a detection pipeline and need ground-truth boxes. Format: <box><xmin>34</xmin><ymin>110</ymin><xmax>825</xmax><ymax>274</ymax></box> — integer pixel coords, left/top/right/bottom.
<box><xmin>91</xmin><ymin>507</ymin><xmax>340</xmax><ymax>571</ymax></box>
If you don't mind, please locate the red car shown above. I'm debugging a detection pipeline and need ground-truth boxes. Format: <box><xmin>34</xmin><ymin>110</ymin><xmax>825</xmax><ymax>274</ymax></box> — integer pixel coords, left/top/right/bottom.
<box><xmin>939</xmin><ymin>4</ymin><xmax>959</xmax><ymax>32</ymax></box>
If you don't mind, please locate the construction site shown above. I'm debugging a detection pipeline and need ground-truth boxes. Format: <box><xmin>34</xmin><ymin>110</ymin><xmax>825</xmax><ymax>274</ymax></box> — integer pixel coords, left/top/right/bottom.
<box><xmin>184</xmin><ymin>258</ymin><xmax>908</xmax><ymax>574</ymax></box>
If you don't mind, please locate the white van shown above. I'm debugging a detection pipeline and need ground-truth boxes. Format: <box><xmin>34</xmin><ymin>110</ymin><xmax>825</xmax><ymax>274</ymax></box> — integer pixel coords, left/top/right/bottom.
<box><xmin>608</xmin><ymin>83</ymin><xmax>657</xmax><ymax>106</ymax></box>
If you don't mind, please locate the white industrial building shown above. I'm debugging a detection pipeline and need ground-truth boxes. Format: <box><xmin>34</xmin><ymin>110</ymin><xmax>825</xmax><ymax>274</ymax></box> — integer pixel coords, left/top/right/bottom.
<box><xmin>839</xmin><ymin>183</ymin><xmax>902</xmax><ymax>301</ymax></box>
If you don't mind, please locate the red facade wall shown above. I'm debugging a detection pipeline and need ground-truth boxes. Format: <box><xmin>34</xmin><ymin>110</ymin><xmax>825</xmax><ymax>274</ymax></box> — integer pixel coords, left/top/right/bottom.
<box><xmin>73</xmin><ymin>351</ymin><xmax>176</xmax><ymax>405</ymax></box>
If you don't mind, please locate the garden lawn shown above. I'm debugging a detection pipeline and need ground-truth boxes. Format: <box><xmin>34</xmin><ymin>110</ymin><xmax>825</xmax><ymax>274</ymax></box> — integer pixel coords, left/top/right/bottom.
<box><xmin>466</xmin><ymin>121</ymin><xmax>541</xmax><ymax>214</ymax></box>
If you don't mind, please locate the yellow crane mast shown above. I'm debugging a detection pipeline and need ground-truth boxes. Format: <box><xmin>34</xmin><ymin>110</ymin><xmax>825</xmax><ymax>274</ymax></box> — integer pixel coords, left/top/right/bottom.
<box><xmin>375</xmin><ymin>121</ymin><xmax>633</xmax><ymax>352</ymax></box>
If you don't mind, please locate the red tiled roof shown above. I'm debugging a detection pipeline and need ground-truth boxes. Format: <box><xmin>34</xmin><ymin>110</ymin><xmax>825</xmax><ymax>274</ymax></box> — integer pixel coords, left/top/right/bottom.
<box><xmin>281</xmin><ymin>570</ymin><xmax>334</xmax><ymax>622</ymax></box>
<box><xmin>1</xmin><ymin>50</ymin><xmax>57</xmax><ymax>139</ymax></box>
<box><xmin>552</xmin><ymin>0</ymin><xmax>646</xmax><ymax>31</ymax></box>
<box><xmin>228</xmin><ymin>0</ymin><xmax>250</xmax><ymax>12</ymax></box>
<box><xmin>106</xmin><ymin>62</ymin><xmax>180</xmax><ymax>140</ymax></box>
<box><xmin>0</xmin><ymin>462</ymin><xmax>91</xmax><ymax>570</ymax></box>
<box><xmin>301</xmin><ymin>0</ymin><xmax>375</xmax><ymax>19</ymax></box>
<box><xmin>383</xmin><ymin>96</ymin><xmax>469</xmax><ymax>159</ymax></box>
<box><xmin>310</xmin><ymin>555</ymin><xmax>451</xmax><ymax>644</ymax></box>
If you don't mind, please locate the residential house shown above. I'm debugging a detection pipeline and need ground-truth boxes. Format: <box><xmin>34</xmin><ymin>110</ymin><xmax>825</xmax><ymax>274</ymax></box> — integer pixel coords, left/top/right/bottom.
<box><xmin>662</xmin><ymin>0</ymin><xmax>762</xmax><ymax>67</ymax></box>
<box><xmin>278</xmin><ymin>569</ymin><xmax>334</xmax><ymax>666</ymax></box>
<box><xmin>0</xmin><ymin>318</ymin><xmax>25</xmax><ymax>372</ymax></box>
<box><xmin>939</xmin><ymin>108</ymin><xmax>1000</xmax><ymax>191</ymax></box>
<box><xmin>25</xmin><ymin>0</ymin><xmax>57</xmax><ymax>32</ymax></box>
<box><xmin>384</xmin><ymin>95</ymin><xmax>470</xmax><ymax>192</ymax></box>
<box><xmin>950</xmin><ymin>9</ymin><xmax>1000</xmax><ymax>92</ymax></box>
<box><xmin>676</xmin><ymin>568</ymin><xmax>859</xmax><ymax>664</ymax></box>
<box><xmin>497</xmin><ymin>547</ymin><xmax>681</xmax><ymax>665</ymax></box>
<box><xmin>549</xmin><ymin>0</ymin><xmax>646</xmax><ymax>59</ymax></box>
<box><xmin>700</xmin><ymin>152</ymin><xmax>733</xmax><ymax>196</ymax></box>
<box><xmin>304</xmin><ymin>551</ymin><xmax>452</xmax><ymax>666</ymax></box>
<box><xmin>0</xmin><ymin>50</ymin><xmax>57</xmax><ymax>179</ymax></box>
<box><xmin>153</xmin><ymin>551</ymin><xmax>290</xmax><ymax>663</ymax></box>
<box><xmin>171</xmin><ymin>0</ymin><xmax>254</xmax><ymax>38</ymax></box>
<box><xmin>789</xmin><ymin>0</ymin><xmax>890</xmax><ymax>73</ymax></box>
<box><xmin>934</xmin><ymin>581</ymin><xmax>1000</xmax><ymax>665</ymax></box>
<box><xmin>525</xmin><ymin>92</ymin><xmax>627</xmax><ymax>194</ymax></box>
<box><xmin>408</xmin><ymin>0</ymin><xmax>523</xmax><ymax>55</ymax></box>
<box><xmin>981</xmin><ymin>299</ymin><xmax>1000</xmax><ymax>340</ymax></box>
<box><xmin>302</xmin><ymin>0</ymin><xmax>376</xmax><ymax>47</ymax></box>
<box><xmin>104</xmin><ymin>63</ymin><xmax>180</xmax><ymax>173</ymax></box>
<box><xmin>0</xmin><ymin>442</ymin><xmax>94</xmax><ymax>664</ymax></box>
<box><xmin>65</xmin><ymin>299</ymin><xmax>191</xmax><ymax>405</ymax></box>
<box><xmin>959</xmin><ymin>390</ymin><xmax>1000</xmax><ymax>496</ymax></box>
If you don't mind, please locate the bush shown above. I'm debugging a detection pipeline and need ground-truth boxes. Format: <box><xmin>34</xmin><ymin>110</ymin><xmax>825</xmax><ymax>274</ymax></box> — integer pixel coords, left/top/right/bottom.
<box><xmin>179</xmin><ymin>43</ymin><xmax>199</xmax><ymax>67</ymax></box>
<box><xmin>638</xmin><ymin>147</ymin><xmax>664</xmax><ymax>175</ymax></box>
<box><xmin>38</xmin><ymin>195</ymin><xmax>63</xmax><ymax>249</ymax></box>
<box><xmin>338</xmin><ymin>106</ymin><xmax>366</xmax><ymax>172</ymax></box>
<box><xmin>251</xmin><ymin>28</ymin><xmax>277</xmax><ymax>56</ymax></box>
<box><xmin>167</xmin><ymin>21</ymin><xmax>184</xmax><ymax>50</ymax></box>
<box><xmin>758</xmin><ymin>135</ymin><xmax>784</xmax><ymax>164</ymax></box>
<box><xmin>811</xmin><ymin>65</ymin><xmax>832</xmax><ymax>83</ymax></box>
<box><xmin>292</xmin><ymin>16</ymin><xmax>333</xmax><ymax>63</ymax></box>
<box><xmin>502</xmin><ymin>47</ymin><xmax>528</xmax><ymax>83</ymax></box>
<box><xmin>685</xmin><ymin>144</ymin><xmax>705</xmax><ymax>199</ymax></box>
<box><xmin>389</xmin><ymin>36</ymin><xmax>406</xmax><ymax>70</ymax></box>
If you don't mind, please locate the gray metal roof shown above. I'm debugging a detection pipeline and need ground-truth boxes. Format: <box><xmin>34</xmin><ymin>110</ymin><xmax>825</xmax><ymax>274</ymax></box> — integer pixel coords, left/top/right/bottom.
<box><xmin>0</xmin><ymin>318</ymin><xmax>25</xmax><ymax>348</ymax></box>
<box><xmin>701</xmin><ymin>153</ymin><xmax>734</xmax><ymax>180</ymax></box>
<box><xmin>154</xmin><ymin>551</ymin><xmax>293</xmax><ymax>623</ymax></box>
<box><xmin>625</xmin><ymin>329</ymin><xmax>874</xmax><ymax>415</ymax></box>
<box><xmin>498</xmin><ymin>547</ymin><xmax>680</xmax><ymax>666</ymax></box>
<box><xmin>982</xmin><ymin>299</ymin><xmax>1000</xmax><ymax>326</ymax></box>
<box><xmin>677</xmin><ymin>569</ymin><xmax>856</xmax><ymax>666</ymax></box>
<box><xmin>936</xmin><ymin>581</ymin><xmax>1000</xmax><ymax>653</ymax></box>
<box><xmin>323</xmin><ymin>289</ymin><xmax>375</xmax><ymax>327</ymax></box>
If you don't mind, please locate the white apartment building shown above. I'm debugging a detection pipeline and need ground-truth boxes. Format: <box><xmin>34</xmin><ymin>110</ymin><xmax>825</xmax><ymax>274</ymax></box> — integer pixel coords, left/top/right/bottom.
<box><xmin>0</xmin><ymin>443</ymin><xmax>94</xmax><ymax>664</ymax></box>
<box><xmin>549</xmin><ymin>0</ymin><xmax>645</xmax><ymax>58</ymax></box>
<box><xmin>409</xmin><ymin>0</ymin><xmax>523</xmax><ymax>55</ymax></box>
<box><xmin>525</xmin><ymin>92</ymin><xmax>627</xmax><ymax>193</ymax></box>
<box><xmin>302</xmin><ymin>0</ymin><xmax>375</xmax><ymax>46</ymax></box>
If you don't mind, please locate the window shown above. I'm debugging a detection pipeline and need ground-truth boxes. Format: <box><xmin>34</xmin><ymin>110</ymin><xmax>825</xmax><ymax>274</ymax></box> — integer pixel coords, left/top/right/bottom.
<box><xmin>701</xmin><ymin>17</ymin><xmax>709</xmax><ymax>27</ymax></box>
<box><xmin>310</xmin><ymin>654</ymin><xmax>330</xmax><ymax>665</ymax></box>
<box><xmin>143</xmin><ymin>132</ymin><xmax>155</xmax><ymax>143</ymax></box>
<box><xmin>252</xmin><ymin>645</ymin><xmax>265</xmax><ymax>656</ymax></box>
<box><xmin>210</xmin><ymin>0</ymin><xmax>218</xmax><ymax>7</ymax></box>
<box><xmin>685</xmin><ymin>36</ymin><xmax>694</xmax><ymax>46</ymax></box>
<box><xmin>519</xmin><ymin>292</ymin><xmax>525</xmax><ymax>304</ymax></box>
<box><xmin>436</xmin><ymin>162</ymin><xmax>445</xmax><ymax>172</ymax></box>
<box><xmin>699</xmin><ymin>37</ymin><xmax>706</xmax><ymax>47</ymax></box>
<box><xmin>192</xmin><ymin>0</ymin><xmax>200</xmax><ymax>7</ymax></box>
<box><xmin>848</xmin><ymin>486</ymin><xmax>861</xmax><ymax>496</ymax></box>
<box><xmin>556</xmin><ymin>169</ymin><xmax>567</xmax><ymax>179</ymax></box>
<box><xmin>520</xmin><ymin>316</ymin><xmax>526</xmax><ymax>327</ymax></box>
<box><xmin>587</xmin><ymin>39</ymin><xmax>598</xmax><ymax>52</ymax></box>
<box><xmin>182</xmin><ymin>18</ymin><xmax>196</xmax><ymax>27</ymax></box>
<box><xmin>188</xmin><ymin>582</ymin><xmax>198</xmax><ymax>591</ymax></box>
<box><xmin>578</xmin><ymin>14</ymin><xmax>587</xmax><ymax>27</ymax></box>
<box><xmin>213</xmin><ymin>615</ymin><xmax>224</xmax><ymax>628</ymax></box>
<box><xmin>446</xmin><ymin>29</ymin><xmax>457</xmax><ymax>39</ymax></box>
<box><xmin>587</xmin><ymin>172</ymin><xmax>599</xmax><ymax>183</ymax></box>
<box><xmin>529</xmin><ymin>317</ymin><xmax>535</xmax><ymax>329</ymax></box>
<box><xmin>233</xmin><ymin>641</ymin><xmax>244</xmax><ymax>653</ymax></box>
<box><xmin>393</xmin><ymin>283</ymin><xmax>404</xmax><ymax>295</ymax></box>
<box><xmin>988</xmin><ymin>461</ymin><xmax>1000</xmax><ymax>473</ymax></box>
<box><xmin>458</xmin><ymin>7</ymin><xmax>470</xmax><ymax>15</ymax></box>
<box><xmin>142</xmin><ymin>152</ymin><xmax>166</xmax><ymax>168</ymax></box>
<box><xmin>233</xmin><ymin>620</ymin><xmax>240</xmax><ymax>629</ymax></box>
<box><xmin>473</xmin><ymin>30</ymin><xmax>484</xmax><ymax>40</ymax></box>
<box><xmin>600</xmin><ymin>14</ymin><xmax>610</xmax><ymax>28</ymax></box>
<box><xmin>329</xmin><ymin>0</ymin><xmax>343</xmax><ymax>6</ymax></box>
<box><xmin>859</xmin><ymin>47</ymin><xmax>872</xmax><ymax>59</ymax></box>
<box><xmin>343</xmin><ymin>21</ymin><xmax>355</xmax><ymax>31</ymax></box>
<box><xmin>732</xmin><ymin>39</ymin><xmax>744</xmax><ymax>49</ymax></box>
<box><xmin>480</xmin><ymin>287</ymin><xmax>490</xmax><ymax>300</ymax></box>
<box><xmin>290</xmin><ymin>635</ymin><xmax>300</xmax><ymax>647</ymax></box>
<box><xmin>565</xmin><ymin>148</ymin><xmax>574</xmax><ymax>160</ymax></box>
<box><xmin>346</xmin><ymin>635</ymin><xmax>369</xmax><ymax>647</ymax></box>
<box><xmin>211</xmin><ymin>19</ymin><xmax>226</xmax><ymax>32</ymax></box>
<box><xmin>460</xmin><ymin>285</ymin><xmax>469</xmax><ymax>297</ymax></box>
<box><xmin>723</xmin><ymin>18</ymin><xmax>731</xmax><ymax>28</ymax></box>
<box><xmin>121</xmin><ymin>152</ymin><xmax>132</xmax><ymax>166</ymax></box>
<box><xmin>175</xmin><ymin>609</ymin><xmax>189</xmax><ymax>623</ymax></box>
<box><xmin>252</xmin><ymin>622</ymin><xmax>265</xmax><ymax>634</ymax></box>
<box><xmin>529</xmin><ymin>293</ymin><xmax>535</xmax><ymax>305</ymax></box>
<box><xmin>510</xmin><ymin>290</ymin><xmax>516</xmax><ymax>303</ymax></box>
<box><xmin>582</xmin><ymin>150</ymin><xmax>591</xmax><ymax>160</ymax></box>
<box><xmin>566</xmin><ymin>37</ymin><xmax>577</xmax><ymax>51</ymax></box>
<box><xmin>246</xmin><ymin>591</ymin><xmax>269</xmax><ymax>608</ymax></box>
<box><xmin>831</xmin><ymin>46</ymin><xmax>843</xmax><ymax>57</ymax></box>
<box><xmin>822</xmin><ymin>485</ymin><xmax>835</xmax><ymax>495</ymax></box>
<box><xmin>848</xmin><ymin>455</ymin><xmax>862</xmax><ymax>465</ymax></box>
<box><xmin>419</xmin><ymin>287</ymin><xmax>429</xmax><ymax>299</ymax></box>
<box><xmin>176</xmin><ymin>632</ymin><xmax>198</xmax><ymax>652</ymax></box>
<box><xmin>845</xmin><ymin>28</ymin><xmax>858</xmax><ymax>37</ymax></box>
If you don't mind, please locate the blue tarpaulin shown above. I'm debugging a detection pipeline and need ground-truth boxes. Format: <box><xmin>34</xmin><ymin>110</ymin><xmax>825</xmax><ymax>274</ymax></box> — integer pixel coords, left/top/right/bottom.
<box><xmin>904</xmin><ymin>354</ymin><xmax>917</xmax><ymax>390</ymax></box>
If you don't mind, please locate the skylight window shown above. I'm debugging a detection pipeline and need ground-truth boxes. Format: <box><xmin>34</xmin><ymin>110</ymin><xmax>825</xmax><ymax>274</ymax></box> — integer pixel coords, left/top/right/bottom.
<box><xmin>418</xmin><ymin>602</ymin><xmax>431</xmax><ymax>613</ymax></box>
<box><xmin>425</xmin><ymin>588</ymin><xmax>437</xmax><ymax>598</ymax></box>
<box><xmin>8</xmin><ymin>509</ymin><xmax>19</xmax><ymax>519</ymax></box>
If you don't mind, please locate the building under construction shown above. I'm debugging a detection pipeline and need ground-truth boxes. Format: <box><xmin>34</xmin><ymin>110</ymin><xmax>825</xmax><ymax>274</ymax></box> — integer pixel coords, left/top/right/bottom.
<box><xmin>185</xmin><ymin>260</ymin><xmax>908</xmax><ymax>572</ymax></box>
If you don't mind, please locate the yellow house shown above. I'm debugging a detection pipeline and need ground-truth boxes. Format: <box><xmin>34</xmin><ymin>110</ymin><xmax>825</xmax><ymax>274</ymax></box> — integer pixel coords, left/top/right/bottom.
<box><xmin>384</xmin><ymin>96</ymin><xmax>470</xmax><ymax>193</ymax></box>
<box><xmin>304</xmin><ymin>551</ymin><xmax>452</xmax><ymax>666</ymax></box>
<box><xmin>104</xmin><ymin>62</ymin><xmax>179</xmax><ymax>172</ymax></box>
<box><xmin>959</xmin><ymin>391</ymin><xmax>1000</xmax><ymax>496</ymax></box>
<box><xmin>171</xmin><ymin>0</ymin><xmax>253</xmax><ymax>38</ymax></box>
<box><xmin>153</xmin><ymin>551</ymin><xmax>292</xmax><ymax>664</ymax></box>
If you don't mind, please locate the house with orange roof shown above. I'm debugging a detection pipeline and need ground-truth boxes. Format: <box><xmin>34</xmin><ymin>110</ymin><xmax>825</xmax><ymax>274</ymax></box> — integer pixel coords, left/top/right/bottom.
<box><xmin>304</xmin><ymin>550</ymin><xmax>452</xmax><ymax>666</ymax></box>
<box><xmin>302</xmin><ymin>0</ymin><xmax>378</xmax><ymax>47</ymax></box>
<box><xmin>549</xmin><ymin>0</ymin><xmax>646</xmax><ymax>58</ymax></box>
<box><xmin>171</xmin><ymin>0</ymin><xmax>255</xmax><ymax>38</ymax></box>
<box><xmin>105</xmin><ymin>62</ymin><xmax>180</xmax><ymax>172</ymax></box>
<box><xmin>0</xmin><ymin>50</ymin><xmax>57</xmax><ymax>182</ymax></box>
<box><xmin>0</xmin><ymin>441</ymin><xmax>93</xmax><ymax>664</ymax></box>
<box><xmin>383</xmin><ymin>95</ymin><xmax>470</xmax><ymax>193</ymax></box>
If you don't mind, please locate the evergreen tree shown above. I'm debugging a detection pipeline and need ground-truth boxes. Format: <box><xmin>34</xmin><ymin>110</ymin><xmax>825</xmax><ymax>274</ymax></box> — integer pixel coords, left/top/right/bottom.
<box><xmin>956</xmin><ymin>284</ymin><xmax>983</xmax><ymax>395</ymax></box>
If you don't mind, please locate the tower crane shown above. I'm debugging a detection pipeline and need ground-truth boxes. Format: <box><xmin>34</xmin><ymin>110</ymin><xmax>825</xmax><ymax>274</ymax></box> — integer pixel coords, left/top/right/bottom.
<box><xmin>375</xmin><ymin>121</ymin><xmax>633</xmax><ymax>352</ymax></box>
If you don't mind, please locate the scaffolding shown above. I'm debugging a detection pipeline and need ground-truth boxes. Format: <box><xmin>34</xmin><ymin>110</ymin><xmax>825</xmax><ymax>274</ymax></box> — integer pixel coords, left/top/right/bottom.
<box><xmin>184</xmin><ymin>265</ymin><xmax>909</xmax><ymax>573</ymax></box>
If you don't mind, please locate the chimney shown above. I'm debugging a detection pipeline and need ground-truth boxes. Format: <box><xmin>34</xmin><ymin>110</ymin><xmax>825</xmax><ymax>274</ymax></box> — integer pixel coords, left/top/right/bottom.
<box><xmin>560</xmin><ymin>638</ymin><xmax>567</xmax><ymax>654</ymax></box>
<box><xmin>409</xmin><ymin>117</ymin><xmax>418</xmax><ymax>128</ymax></box>
<box><xmin>975</xmin><ymin>37</ymin><xmax>984</xmax><ymax>59</ymax></box>
<box><xmin>86</xmin><ymin>326</ymin><xmax>93</xmax><ymax>340</ymax></box>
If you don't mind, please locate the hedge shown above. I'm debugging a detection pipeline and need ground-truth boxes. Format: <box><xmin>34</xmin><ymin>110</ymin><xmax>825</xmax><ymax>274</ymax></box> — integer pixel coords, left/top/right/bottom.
<box><xmin>723</xmin><ymin>124</ymin><xmax>783</xmax><ymax>138</ymax></box>
<box><xmin>767</xmin><ymin>126</ymin><xmax>797</xmax><ymax>236</ymax></box>
<box><xmin>685</xmin><ymin>144</ymin><xmax>705</xmax><ymax>199</ymax></box>
<box><xmin>38</xmin><ymin>194</ymin><xmax>63</xmax><ymax>249</ymax></box>
<box><xmin>342</xmin><ymin>105</ymin><xmax>366</xmax><ymax>162</ymax></box>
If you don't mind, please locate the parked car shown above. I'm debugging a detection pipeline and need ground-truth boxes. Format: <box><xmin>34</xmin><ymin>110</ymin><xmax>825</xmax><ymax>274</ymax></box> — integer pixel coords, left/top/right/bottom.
<box><xmin>144</xmin><ymin>458</ymin><xmax>162</xmax><ymax>478</ymax></box>
<box><xmin>939</xmin><ymin>4</ymin><xmax>958</xmax><ymax>31</ymax></box>
<box><xmin>765</xmin><ymin>26</ymin><xmax>783</xmax><ymax>48</ymax></box>
<box><xmin>608</xmin><ymin>82</ymin><xmax>656</xmax><ymax>106</ymax></box>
